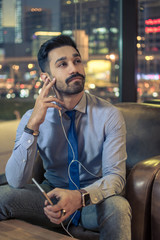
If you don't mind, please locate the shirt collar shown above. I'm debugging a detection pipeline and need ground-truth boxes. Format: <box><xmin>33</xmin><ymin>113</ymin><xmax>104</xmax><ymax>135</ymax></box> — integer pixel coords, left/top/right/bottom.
<box><xmin>46</xmin><ymin>92</ymin><xmax>87</xmax><ymax>123</ymax></box>
<box><xmin>65</xmin><ymin>91</ymin><xmax>86</xmax><ymax>114</ymax></box>
<box><xmin>75</xmin><ymin>91</ymin><xmax>86</xmax><ymax>113</ymax></box>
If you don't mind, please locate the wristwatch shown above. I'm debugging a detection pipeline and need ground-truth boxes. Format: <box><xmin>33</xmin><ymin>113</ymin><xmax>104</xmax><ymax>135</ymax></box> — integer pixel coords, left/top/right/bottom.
<box><xmin>24</xmin><ymin>125</ymin><xmax>40</xmax><ymax>137</ymax></box>
<box><xmin>78</xmin><ymin>189</ymin><xmax>91</xmax><ymax>207</ymax></box>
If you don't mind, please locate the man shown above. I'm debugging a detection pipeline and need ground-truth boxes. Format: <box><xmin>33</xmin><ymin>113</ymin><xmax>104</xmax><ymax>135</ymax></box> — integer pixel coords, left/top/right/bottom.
<box><xmin>0</xmin><ymin>35</ymin><xmax>131</xmax><ymax>239</ymax></box>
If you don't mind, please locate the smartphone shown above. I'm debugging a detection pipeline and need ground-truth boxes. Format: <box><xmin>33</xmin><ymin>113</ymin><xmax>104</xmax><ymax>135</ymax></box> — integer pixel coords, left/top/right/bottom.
<box><xmin>32</xmin><ymin>178</ymin><xmax>66</xmax><ymax>218</ymax></box>
<box><xmin>48</xmin><ymin>82</ymin><xmax>57</xmax><ymax>98</ymax></box>
<box><xmin>43</xmin><ymin>77</ymin><xmax>63</xmax><ymax>116</ymax></box>
<box><xmin>32</xmin><ymin>178</ymin><xmax>54</xmax><ymax>205</ymax></box>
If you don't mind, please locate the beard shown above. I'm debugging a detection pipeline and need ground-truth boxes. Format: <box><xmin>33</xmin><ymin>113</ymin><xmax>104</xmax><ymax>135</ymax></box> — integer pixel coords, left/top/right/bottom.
<box><xmin>55</xmin><ymin>73</ymin><xmax>85</xmax><ymax>96</ymax></box>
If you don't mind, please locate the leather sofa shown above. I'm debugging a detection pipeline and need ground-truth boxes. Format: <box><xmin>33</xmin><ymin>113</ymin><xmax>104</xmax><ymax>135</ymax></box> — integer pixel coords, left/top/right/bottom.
<box><xmin>1</xmin><ymin>102</ymin><xmax>160</xmax><ymax>240</ymax></box>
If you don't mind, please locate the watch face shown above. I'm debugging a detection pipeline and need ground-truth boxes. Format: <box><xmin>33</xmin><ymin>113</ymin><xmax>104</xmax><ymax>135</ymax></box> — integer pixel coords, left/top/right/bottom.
<box><xmin>84</xmin><ymin>193</ymin><xmax>90</xmax><ymax>206</ymax></box>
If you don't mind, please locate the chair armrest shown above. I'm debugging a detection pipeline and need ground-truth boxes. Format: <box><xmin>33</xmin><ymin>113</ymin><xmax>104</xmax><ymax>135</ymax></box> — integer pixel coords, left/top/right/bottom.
<box><xmin>0</xmin><ymin>173</ymin><xmax>7</xmax><ymax>185</ymax></box>
<box><xmin>126</xmin><ymin>155</ymin><xmax>160</xmax><ymax>240</ymax></box>
<box><xmin>151</xmin><ymin>167</ymin><xmax>160</xmax><ymax>240</ymax></box>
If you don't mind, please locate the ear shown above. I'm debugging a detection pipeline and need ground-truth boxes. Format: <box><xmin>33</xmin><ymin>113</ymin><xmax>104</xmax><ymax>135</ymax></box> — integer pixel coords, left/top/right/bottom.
<box><xmin>40</xmin><ymin>72</ymin><xmax>51</xmax><ymax>83</ymax></box>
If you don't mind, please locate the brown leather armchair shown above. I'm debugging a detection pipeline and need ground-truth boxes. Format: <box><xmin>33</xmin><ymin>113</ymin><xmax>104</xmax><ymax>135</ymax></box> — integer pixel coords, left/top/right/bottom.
<box><xmin>116</xmin><ymin>103</ymin><xmax>160</xmax><ymax>240</ymax></box>
<box><xmin>1</xmin><ymin>102</ymin><xmax>160</xmax><ymax>240</ymax></box>
<box><xmin>151</xmin><ymin>161</ymin><xmax>160</xmax><ymax>240</ymax></box>
<box><xmin>31</xmin><ymin>102</ymin><xmax>160</xmax><ymax>240</ymax></box>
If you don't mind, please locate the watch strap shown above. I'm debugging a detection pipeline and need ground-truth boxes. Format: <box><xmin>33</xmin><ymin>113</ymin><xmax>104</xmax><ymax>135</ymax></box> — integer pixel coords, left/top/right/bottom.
<box><xmin>78</xmin><ymin>189</ymin><xmax>87</xmax><ymax>194</ymax></box>
<box><xmin>24</xmin><ymin>125</ymin><xmax>40</xmax><ymax>137</ymax></box>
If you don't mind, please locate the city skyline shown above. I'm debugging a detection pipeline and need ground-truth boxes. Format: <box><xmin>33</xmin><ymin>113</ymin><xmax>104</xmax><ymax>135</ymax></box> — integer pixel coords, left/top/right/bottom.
<box><xmin>0</xmin><ymin>0</ymin><xmax>160</xmax><ymax>103</ymax></box>
<box><xmin>1</xmin><ymin>0</ymin><xmax>60</xmax><ymax>30</ymax></box>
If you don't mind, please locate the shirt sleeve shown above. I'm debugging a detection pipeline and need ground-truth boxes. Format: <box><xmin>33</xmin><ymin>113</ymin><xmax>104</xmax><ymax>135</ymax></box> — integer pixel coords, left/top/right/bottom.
<box><xmin>5</xmin><ymin>111</ymin><xmax>38</xmax><ymax>188</ymax></box>
<box><xmin>84</xmin><ymin>108</ymin><xmax>127</xmax><ymax>204</ymax></box>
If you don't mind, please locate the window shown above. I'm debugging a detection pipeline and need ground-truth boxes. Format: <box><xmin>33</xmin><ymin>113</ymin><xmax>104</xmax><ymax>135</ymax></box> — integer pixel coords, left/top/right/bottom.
<box><xmin>0</xmin><ymin>0</ymin><xmax>122</xmax><ymax>121</ymax></box>
<box><xmin>2</xmin><ymin>1</ymin><xmax>159</xmax><ymax>120</ymax></box>
<box><xmin>137</xmin><ymin>0</ymin><xmax>160</xmax><ymax>103</ymax></box>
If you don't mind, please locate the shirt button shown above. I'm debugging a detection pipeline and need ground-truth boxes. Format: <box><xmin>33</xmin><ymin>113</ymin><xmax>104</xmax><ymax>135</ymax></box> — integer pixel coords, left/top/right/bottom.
<box><xmin>23</xmin><ymin>159</ymin><xmax>26</xmax><ymax>163</ymax></box>
<box><xmin>94</xmin><ymin>197</ymin><xmax>98</xmax><ymax>202</ymax></box>
<box><xmin>28</xmin><ymin>139</ymin><xmax>31</xmax><ymax>143</ymax></box>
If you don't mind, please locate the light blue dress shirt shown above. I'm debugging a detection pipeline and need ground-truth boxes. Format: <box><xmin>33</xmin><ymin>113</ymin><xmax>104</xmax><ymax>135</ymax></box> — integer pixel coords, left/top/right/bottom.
<box><xmin>5</xmin><ymin>92</ymin><xmax>127</xmax><ymax>204</ymax></box>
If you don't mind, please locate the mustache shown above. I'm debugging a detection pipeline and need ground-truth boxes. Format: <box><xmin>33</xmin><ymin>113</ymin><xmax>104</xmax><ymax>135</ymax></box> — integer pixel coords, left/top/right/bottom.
<box><xmin>65</xmin><ymin>73</ymin><xmax>85</xmax><ymax>84</ymax></box>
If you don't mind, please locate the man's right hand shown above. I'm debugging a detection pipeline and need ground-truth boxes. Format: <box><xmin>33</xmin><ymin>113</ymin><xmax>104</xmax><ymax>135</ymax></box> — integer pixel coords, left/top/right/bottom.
<box><xmin>44</xmin><ymin>188</ymin><xmax>82</xmax><ymax>225</ymax></box>
<box><xmin>27</xmin><ymin>77</ymin><xmax>64</xmax><ymax>131</ymax></box>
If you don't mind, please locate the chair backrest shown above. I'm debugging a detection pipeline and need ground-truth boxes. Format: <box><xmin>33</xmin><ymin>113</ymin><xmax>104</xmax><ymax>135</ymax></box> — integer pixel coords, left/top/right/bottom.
<box><xmin>115</xmin><ymin>103</ymin><xmax>160</xmax><ymax>171</ymax></box>
<box><xmin>32</xmin><ymin>153</ymin><xmax>45</xmax><ymax>183</ymax></box>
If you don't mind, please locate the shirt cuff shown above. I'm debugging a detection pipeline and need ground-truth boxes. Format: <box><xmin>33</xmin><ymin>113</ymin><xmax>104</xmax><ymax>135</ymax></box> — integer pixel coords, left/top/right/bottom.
<box><xmin>84</xmin><ymin>186</ymin><xmax>116</xmax><ymax>204</ymax></box>
<box><xmin>14</xmin><ymin>132</ymin><xmax>36</xmax><ymax>150</ymax></box>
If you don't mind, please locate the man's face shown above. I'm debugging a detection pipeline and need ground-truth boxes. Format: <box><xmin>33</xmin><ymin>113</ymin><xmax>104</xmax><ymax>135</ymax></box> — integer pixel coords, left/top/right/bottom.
<box><xmin>48</xmin><ymin>46</ymin><xmax>85</xmax><ymax>95</ymax></box>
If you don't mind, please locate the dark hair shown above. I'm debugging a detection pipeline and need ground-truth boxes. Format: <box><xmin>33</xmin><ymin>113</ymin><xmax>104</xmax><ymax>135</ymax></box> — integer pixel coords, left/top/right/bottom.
<box><xmin>37</xmin><ymin>35</ymin><xmax>80</xmax><ymax>72</ymax></box>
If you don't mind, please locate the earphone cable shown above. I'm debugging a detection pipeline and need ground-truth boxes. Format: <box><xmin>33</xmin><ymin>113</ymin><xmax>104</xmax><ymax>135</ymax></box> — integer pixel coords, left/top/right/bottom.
<box><xmin>59</xmin><ymin>110</ymin><xmax>99</xmax><ymax>237</ymax></box>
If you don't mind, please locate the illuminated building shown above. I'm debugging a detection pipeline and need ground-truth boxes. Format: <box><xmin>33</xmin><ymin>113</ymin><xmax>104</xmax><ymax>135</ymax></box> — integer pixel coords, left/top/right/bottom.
<box><xmin>61</xmin><ymin>0</ymin><xmax>119</xmax><ymax>56</ymax></box>
<box><xmin>0</xmin><ymin>0</ymin><xmax>60</xmax><ymax>56</ymax></box>
<box><xmin>137</xmin><ymin>0</ymin><xmax>160</xmax><ymax>102</ymax></box>
<box><xmin>138</xmin><ymin>1</ymin><xmax>160</xmax><ymax>76</ymax></box>
<box><xmin>0</xmin><ymin>0</ymin><xmax>21</xmax><ymax>44</ymax></box>
<box><xmin>0</xmin><ymin>0</ymin><xmax>3</xmax><ymax>43</ymax></box>
<box><xmin>23</xmin><ymin>7</ymin><xmax>52</xmax><ymax>42</ymax></box>
<box><xmin>15</xmin><ymin>0</ymin><xmax>22</xmax><ymax>43</ymax></box>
